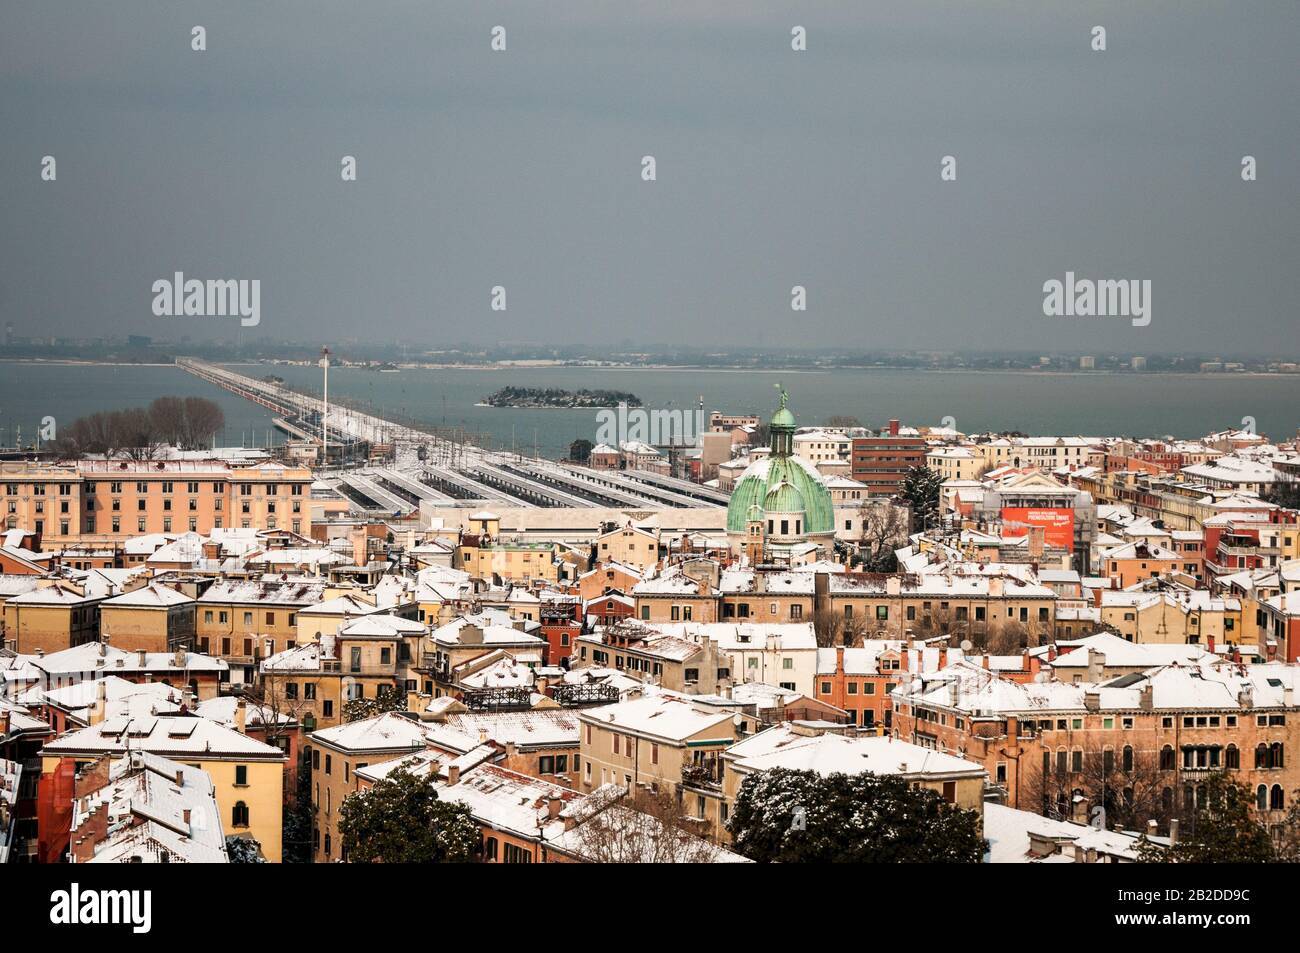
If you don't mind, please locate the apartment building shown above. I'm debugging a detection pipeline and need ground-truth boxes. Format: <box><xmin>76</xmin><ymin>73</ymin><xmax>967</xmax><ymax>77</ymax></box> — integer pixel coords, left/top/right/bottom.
<box><xmin>98</xmin><ymin>582</ymin><xmax>196</xmax><ymax>652</ymax></box>
<box><xmin>892</xmin><ymin>658</ymin><xmax>1300</xmax><ymax>826</ymax></box>
<box><xmin>39</xmin><ymin>713</ymin><xmax>286</xmax><ymax>861</ymax></box>
<box><xmin>305</xmin><ymin>711</ymin><xmax>428</xmax><ymax>862</ymax></box>
<box><xmin>851</xmin><ymin>424</ymin><xmax>927</xmax><ymax>496</ymax></box>
<box><xmin>0</xmin><ymin>460</ymin><xmax>313</xmax><ymax>544</ymax></box>
<box><xmin>577</xmin><ymin>694</ymin><xmax>738</xmax><ymax>840</ymax></box>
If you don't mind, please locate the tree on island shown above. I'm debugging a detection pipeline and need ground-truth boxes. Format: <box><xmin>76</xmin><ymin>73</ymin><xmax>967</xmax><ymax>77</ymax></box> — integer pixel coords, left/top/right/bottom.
<box><xmin>727</xmin><ymin>768</ymin><xmax>986</xmax><ymax>863</ymax></box>
<box><xmin>569</xmin><ymin>438</ymin><xmax>594</xmax><ymax>463</ymax></box>
<box><xmin>338</xmin><ymin>767</ymin><xmax>480</xmax><ymax>863</ymax></box>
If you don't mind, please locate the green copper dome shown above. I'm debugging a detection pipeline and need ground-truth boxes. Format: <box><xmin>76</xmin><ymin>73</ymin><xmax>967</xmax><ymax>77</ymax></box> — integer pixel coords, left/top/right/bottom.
<box><xmin>727</xmin><ymin>455</ymin><xmax>834</xmax><ymax>535</ymax></box>
<box><xmin>770</xmin><ymin>406</ymin><xmax>796</xmax><ymax>429</ymax></box>
<box><xmin>726</xmin><ymin>389</ymin><xmax>834</xmax><ymax>537</ymax></box>
<box><xmin>764</xmin><ymin>480</ymin><xmax>806</xmax><ymax>515</ymax></box>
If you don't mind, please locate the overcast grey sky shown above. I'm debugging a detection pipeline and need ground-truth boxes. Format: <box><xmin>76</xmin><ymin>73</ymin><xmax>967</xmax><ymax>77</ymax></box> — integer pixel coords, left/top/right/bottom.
<box><xmin>1</xmin><ymin>1</ymin><xmax>1296</xmax><ymax>353</ymax></box>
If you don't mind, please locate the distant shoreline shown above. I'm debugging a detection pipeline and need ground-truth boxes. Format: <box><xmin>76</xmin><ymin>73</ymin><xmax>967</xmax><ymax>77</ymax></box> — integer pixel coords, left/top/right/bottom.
<box><xmin>1</xmin><ymin>358</ymin><xmax>1297</xmax><ymax>380</ymax></box>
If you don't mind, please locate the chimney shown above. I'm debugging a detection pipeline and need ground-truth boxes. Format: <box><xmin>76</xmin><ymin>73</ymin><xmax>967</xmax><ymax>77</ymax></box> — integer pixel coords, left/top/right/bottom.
<box><xmin>174</xmin><ymin>645</ymin><xmax>185</xmax><ymax>667</ymax></box>
<box><xmin>1238</xmin><ymin>683</ymin><xmax>1253</xmax><ymax>709</ymax></box>
<box><xmin>889</xmin><ymin>419</ymin><xmax>900</xmax><ymax>437</ymax></box>
<box><xmin>89</xmin><ymin>679</ymin><xmax>108</xmax><ymax>726</ymax></box>
<box><xmin>1071</xmin><ymin>795</ymin><xmax>1088</xmax><ymax>824</ymax></box>
<box><xmin>1168</xmin><ymin>818</ymin><xmax>1179</xmax><ymax>845</ymax></box>
<box><xmin>137</xmin><ymin>649</ymin><xmax>147</xmax><ymax>667</ymax></box>
<box><xmin>835</xmin><ymin>646</ymin><xmax>845</xmax><ymax>677</ymax></box>
<box><xmin>1087</xmin><ymin>649</ymin><xmax>1106</xmax><ymax>683</ymax></box>
<box><xmin>1147</xmin><ymin>819</ymin><xmax>1158</xmax><ymax>838</ymax></box>
<box><xmin>546</xmin><ymin>795</ymin><xmax>564</xmax><ymax>819</ymax></box>
<box><xmin>1139</xmin><ymin>684</ymin><xmax>1154</xmax><ymax>711</ymax></box>
<box><xmin>505</xmin><ymin>741</ymin><xmax>518</xmax><ymax>762</ymax></box>
<box><xmin>182</xmin><ymin>808</ymin><xmax>192</xmax><ymax>827</ymax></box>
<box><xmin>350</xmin><ymin>527</ymin><xmax>368</xmax><ymax>568</ymax></box>
<box><xmin>447</xmin><ymin>764</ymin><xmax>461</xmax><ymax>785</ymax></box>
<box><xmin>1093</xmin><ymin>587</ymin><xmax>1104</xmax><ymax>608</ymax></box>
<box><xmin>1083</xmin><ymin>687</ymin><xmax>1100</xmax><ymax>712</ymax></box>
<box><xmin>1028</xmin><ymin>525</ymin><xmax>1045</xmax><ymax>561</ymax></box>
<box><xmin>235</xmin><ymin>698</ymin><xmax>247</xmax><ymax>734</ymax></box>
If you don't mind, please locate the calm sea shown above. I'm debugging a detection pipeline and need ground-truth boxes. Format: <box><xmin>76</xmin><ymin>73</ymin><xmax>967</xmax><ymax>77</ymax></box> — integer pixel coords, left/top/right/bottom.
<box><xmin>2</xmin><ymin>361</ymin><xmax>1298</xmax><ymax>458</ymax></box>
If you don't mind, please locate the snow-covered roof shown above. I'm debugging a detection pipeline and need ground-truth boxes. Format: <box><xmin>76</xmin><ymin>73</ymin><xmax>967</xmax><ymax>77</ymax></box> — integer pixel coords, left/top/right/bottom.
<box><xmin>727</xmin><ymin>725</ymin><xmax>985</xmax><ymax>781</ymax></box>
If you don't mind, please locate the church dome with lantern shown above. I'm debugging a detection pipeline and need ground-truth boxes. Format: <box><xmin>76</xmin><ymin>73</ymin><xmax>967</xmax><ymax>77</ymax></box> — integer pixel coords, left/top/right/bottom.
<box><xmin>726</xmin><ymin>388</ymin><xmax>836</xmax><ymax>561</ymax></box>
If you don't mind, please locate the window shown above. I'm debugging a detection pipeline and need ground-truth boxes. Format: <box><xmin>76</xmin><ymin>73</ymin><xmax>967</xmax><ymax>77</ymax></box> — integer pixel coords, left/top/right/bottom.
<box><xmin>503</xmin><ymin>843</ymin><xmax>531</xmax><ymax>864</ymax></box>
<box><xmin>232</xmin><ymin>801</ymin><xmax>250</xmax><ymax>828</ymax></box>
<box><xmin>235</xmin><ymin>765</ymin><xmax>248</xmax><ymax>786</ymax></box>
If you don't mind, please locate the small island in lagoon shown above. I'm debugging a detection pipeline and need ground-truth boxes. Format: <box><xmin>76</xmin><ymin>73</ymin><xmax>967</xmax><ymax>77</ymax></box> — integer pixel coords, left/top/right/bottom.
<box><xmin>482</xmin><ymin>386</ymin><xmax>642</xmax><ymax>409</ymax></box>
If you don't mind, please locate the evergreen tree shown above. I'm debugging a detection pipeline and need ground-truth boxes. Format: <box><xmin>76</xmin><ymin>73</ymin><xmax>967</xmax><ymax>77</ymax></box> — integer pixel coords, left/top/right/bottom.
<box><xmin>338</xmin><ymin>767</ymin><xmax>480</xmax><ymax>864</ymax></box>
<box><xmin>728</xmin><ymin>768</ymin><xmax>986</xmax><ymax>863</ymax></box>
<box><xmin>569</xmin><ymin>438</ymin><xmax>594</xmax><ymax>463</ymax></box>
<box><xmin>898</xmin><ymin>465</ymin><xmax>943</xmax><ymax>530</ymax></box>
<box><xmin>1135</xmin><ymin>773</ymin><xmax>1275</xmax><ymax>863</ymax></box>
<box><xmin>225</xmin><ymin>835</ymin><xmax>266</xmax><ymax>863</ymax></box>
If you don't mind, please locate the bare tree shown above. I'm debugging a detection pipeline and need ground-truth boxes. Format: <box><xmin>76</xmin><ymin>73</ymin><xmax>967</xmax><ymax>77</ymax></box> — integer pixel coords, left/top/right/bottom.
<box><xmin>1020</xmin><ymin>741</ymin><xmax>1171</xmax><ymax>833</ymax></box>
<box><xmin>117</xmin><ymin>407</ymin><xmax>162</xmax><ymax>461</ymax></box>
<box><xmin>565</xmin><ymin>787</ymin><xmax>725</xmax><ymax>863</ymax></box>
<box><xmin>182</xmin><ymin>396</ymin><xmax>225</xmax><ymax>448</ymax></box>
<box><xmin>855</xmin><ymin>501</ymin><xmax>907</xmax><ymax>572</ymax></box>
<box><xmin>813</xmin><ymin>607</ymin><xmax>871</xmax><ymax>648</ymax></box>
<box><xmin>149</xmin><ymin>396</ymin><xmax>188</xmax><ymax>446</ymax></box>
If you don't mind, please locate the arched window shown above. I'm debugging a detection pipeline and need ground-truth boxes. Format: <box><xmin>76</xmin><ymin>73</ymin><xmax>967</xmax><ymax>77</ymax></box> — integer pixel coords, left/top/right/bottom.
<box><xmin>1195</xmin><ymin>785</ymin><xmax>1207</xmax><ymax>809</ymax></box>
<box><xmin>1271</xmin><ymin>742</ymin><xmax>1284</xmax><ymax>769</ymax></box>
<box><xmin>1161</xmin><ymin>787</ymin><xmax>1173</xmax><ymax>812</ymax></box>
<box><xmin>1271</xmin><ymin>785</ymin><xmax>1285</xmax><ymax>810</ymax></box>
<box><xmin>1256</xmin><ymin>744</ymin><xmax>1269</xmax><ymax>769</ymax></box>
<box><xmin>1225</xmin><ymin>744</ymin><xmax>1239</xmax><ymax>769</ymax></box>
<box><xmin>1160</xmin><ymin>745</ymin><xmax>1175</xmax><ymax>771</ymax></box>
<box><xmin>232</xmin><ymin>801</ymin><xmax>250</xmax><ymax>828</ymax></box>
<box><xmin>1122</xmin><ymin>745</ymin><xmax>1134</xmax><ymax>773</ymax></box>
<box><xmin>1256</xmin><ymin>785</ymin><xmax>1269</xmax><ymax>811</ymax></box>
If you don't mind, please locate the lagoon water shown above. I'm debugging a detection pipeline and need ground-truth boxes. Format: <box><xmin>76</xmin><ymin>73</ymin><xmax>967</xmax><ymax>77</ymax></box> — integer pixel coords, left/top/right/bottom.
<box><xmin>2</xmin><ymin>361</ymin><xmax>1299</xmax><ymax>459</ymax></box>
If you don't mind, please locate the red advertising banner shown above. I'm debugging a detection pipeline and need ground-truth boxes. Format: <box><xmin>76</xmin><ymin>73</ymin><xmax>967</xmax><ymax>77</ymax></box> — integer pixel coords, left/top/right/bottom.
<box><xmin>1001</xmin><ymin>507</ymin><xmax>1075</xmax><ymax>551</ymax></box>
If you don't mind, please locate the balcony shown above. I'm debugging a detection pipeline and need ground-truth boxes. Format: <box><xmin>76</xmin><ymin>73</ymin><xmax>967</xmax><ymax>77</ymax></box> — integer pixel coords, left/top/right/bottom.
<box><xmin>680</xmin><ymin>763</ymin><xmax>722</xmax><ymax>791</ymax></box>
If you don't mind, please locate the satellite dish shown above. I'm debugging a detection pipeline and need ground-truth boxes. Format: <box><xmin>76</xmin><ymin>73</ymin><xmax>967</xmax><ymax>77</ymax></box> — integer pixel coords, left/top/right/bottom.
<box><xmin>960</xmin><ymin>639</ymin><xmax>973</xmax><ymax>652</ymax></box>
